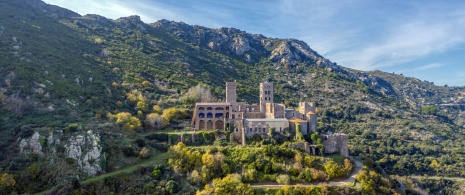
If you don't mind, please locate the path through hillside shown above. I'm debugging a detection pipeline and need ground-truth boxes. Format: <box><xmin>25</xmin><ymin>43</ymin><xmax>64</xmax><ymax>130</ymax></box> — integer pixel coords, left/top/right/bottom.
<box><xmin>35</xmin><ymin>152</ymin><xmax>168</xmax><ymax>195</ymax></box>
<box><xmin>251</xmin><ymin>156</ymin><xmax>363</xmax><ymax>189</ymax></box>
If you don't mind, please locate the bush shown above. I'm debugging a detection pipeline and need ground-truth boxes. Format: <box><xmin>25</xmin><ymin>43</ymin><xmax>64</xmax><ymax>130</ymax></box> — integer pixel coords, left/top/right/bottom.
<box><xmin>276</xmin><ymin>174</ymin><xmax>290</xmax><ymax>185</ymax></box>
<box><xmin>135</xmin><ymin>138</ymin><xmax>146</xmax><ymax>147</ymax></box>
<box><xmin>122</xmin><ymin>145</ymin><xmax>136</xmax><ymax>157</ymax></box>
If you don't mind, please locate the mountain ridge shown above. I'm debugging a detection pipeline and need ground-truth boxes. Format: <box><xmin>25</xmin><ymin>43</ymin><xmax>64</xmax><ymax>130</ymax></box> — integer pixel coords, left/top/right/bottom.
<box><xmin>0</xmin><ymin>0</ymin><xmax>465</xmax><ymax>193</ymax></box>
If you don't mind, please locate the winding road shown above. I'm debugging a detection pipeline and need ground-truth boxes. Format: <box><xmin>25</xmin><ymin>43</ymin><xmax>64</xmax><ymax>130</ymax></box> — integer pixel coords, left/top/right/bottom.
<box><xmin>251</xmin><ymin>156</ymin><xmax>363</xmax><ymax>189</ymax></box>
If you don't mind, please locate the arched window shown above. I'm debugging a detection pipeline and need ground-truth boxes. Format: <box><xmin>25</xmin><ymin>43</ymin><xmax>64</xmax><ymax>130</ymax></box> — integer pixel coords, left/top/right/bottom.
<box><xmin>199</xmin><ymin>107</ymin><xmax>205</xmax><ymax>110</ymax></box>
<box><xmin>235</xmin><ymin>128</ymin><xmax>238</xmax><ymax>132</ymax></box>
<box><xmin>199</xmin><ymin>113</ymin><xmax>205</xmax><ymax>118</ymax></box>
<box><xmin>215</xmin><ymin>113</ymin><xmax>224</xmax><ymax>118</ymax></box>
<box><xmin>207</xmin><ymin>107</ymin><xmax>213</xmax><ymax>110</ymax></box>
<box><xmin>207</xmin><ymin>113</ymin><xmax>213</xmax><ymax>118</ymax></box>
<box><xmin>215</xmin><ymin>107</ymin><xmax>224</xmax><ymax>110</ymax></box>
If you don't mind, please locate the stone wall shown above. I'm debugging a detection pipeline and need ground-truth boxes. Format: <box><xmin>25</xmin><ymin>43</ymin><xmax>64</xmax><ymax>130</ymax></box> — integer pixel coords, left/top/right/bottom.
<box><xmin>321</xmin><ymin>133</ymin><xmax>349</xmax><ymax>157</ymax></box>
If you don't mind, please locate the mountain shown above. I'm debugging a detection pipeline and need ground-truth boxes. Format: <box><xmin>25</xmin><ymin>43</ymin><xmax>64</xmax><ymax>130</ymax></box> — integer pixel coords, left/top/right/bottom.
<box><xmin>1</xmin><ymin>0</ymin><xmax>465</xmax><ymax>194</ymax></box>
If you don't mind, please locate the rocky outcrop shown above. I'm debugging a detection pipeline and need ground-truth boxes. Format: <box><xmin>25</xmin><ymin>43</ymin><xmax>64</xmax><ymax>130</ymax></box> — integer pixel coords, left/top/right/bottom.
<box><xmin>357</xmin><ymin>72</ymin><xmax>396</xmax><ymax>97</ymax></box>
<box><xmin>19</xmin><ymin>132</ymin><xmax>43</xmax><ymax>155</ymax></box>
<box><xmin>65</xmin><ymin>131</ymin><xmax>102</xmax><ymax>175</ymax></box>
<box><xmin>19</xmin><ymin>130</ymin><xmax>103</xmax><ymax>176</ymax></box>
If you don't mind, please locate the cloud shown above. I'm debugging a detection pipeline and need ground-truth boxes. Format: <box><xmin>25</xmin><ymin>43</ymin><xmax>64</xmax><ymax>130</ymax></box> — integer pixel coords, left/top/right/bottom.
<box><xmin>414</xmin><ymin>63</ymin><xmax>445</xmax><ymax>71</ymax></box>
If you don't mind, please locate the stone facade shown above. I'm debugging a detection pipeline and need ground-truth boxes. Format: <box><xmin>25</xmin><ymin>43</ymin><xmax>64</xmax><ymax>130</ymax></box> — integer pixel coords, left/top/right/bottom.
<box><xmin>192</xmin><ymin>81</ymin><xmax>318</xmax><ymax>143</ymax></box>
<box><xmin>321</xmin><ymin>133</ymin><xmax>349</xmax><ymax>157</ymax></box>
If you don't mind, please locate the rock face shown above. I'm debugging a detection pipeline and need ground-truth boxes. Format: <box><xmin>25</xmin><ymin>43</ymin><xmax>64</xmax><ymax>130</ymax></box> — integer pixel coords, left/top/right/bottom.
<box><xmin>19</xmin><ymin>130</ymin><xmax>103</xmax><ymax>176</ymax></box>
<box><xmin>19</xmin><ymin>132</ymin><xmax>43</xmax><ymax>155</ymax></box>
<box><xmin>357</xmin><ymin>73</ymin><xmax>396</xmax><ymax>96</ymax></box>
<box><xmin>65</xmin><ymin>131</ymin><xmax>102</xmax><ymax>175</ymax></box>
<box><xmin>152</xmin><ymin>19</ymin><xmax>329</xmax><ymax>66</ymax></box>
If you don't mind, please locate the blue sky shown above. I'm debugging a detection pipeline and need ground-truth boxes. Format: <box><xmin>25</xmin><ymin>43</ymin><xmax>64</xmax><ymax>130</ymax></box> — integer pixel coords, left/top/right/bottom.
<box><xmin>43</xmin><ymin>0</ymin><xmax>465</xmax><ymax>86</ymax></box>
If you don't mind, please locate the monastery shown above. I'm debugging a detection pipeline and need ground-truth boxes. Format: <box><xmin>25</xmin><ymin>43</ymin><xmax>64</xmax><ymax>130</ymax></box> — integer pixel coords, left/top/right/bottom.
<box><xmin>191</xmin><ymin>81</ymin><xmax>317</xmax><ymax>141</ymax></box>
<box><xmin>190</xmin><ymin>81</ymin><xmax>349</xmax><ymax>157</ymax></box>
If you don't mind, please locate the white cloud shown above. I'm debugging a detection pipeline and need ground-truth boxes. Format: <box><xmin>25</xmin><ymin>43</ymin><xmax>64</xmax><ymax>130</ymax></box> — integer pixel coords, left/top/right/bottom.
<box><xmin>415</xmin><ymin>63</ymin><xmax>445</xmax><ymax>71</ymax></box>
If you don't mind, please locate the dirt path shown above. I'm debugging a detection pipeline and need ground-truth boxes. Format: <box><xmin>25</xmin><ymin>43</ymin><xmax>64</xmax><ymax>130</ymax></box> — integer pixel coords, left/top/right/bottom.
<box><xmin>35</xmin><ymin>152</ymin><xmax>168</xmax><ymax>195</ymax></box>
<box><xmin>251</xmin><ymin>156</ymin><xmax>363</xmax><ymax>189</ymax></box>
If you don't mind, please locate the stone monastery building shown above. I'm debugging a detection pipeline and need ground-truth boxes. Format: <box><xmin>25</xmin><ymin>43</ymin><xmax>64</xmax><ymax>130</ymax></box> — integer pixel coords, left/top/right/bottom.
<box><xmin>192</xmin><ymin>82</ymin><xmax>317</xmax><ymax>141</ymax></box>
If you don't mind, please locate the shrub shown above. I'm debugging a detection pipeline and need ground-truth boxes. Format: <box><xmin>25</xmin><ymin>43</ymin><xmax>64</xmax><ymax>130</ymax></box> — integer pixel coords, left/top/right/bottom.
<box><xmin>276</xmin><ymin>174</ymin><xmax>290</xmax><ymax>185</ymax></box>
<box><xmin>135</xmin><ymin>138</ymin><xmax>146</xmax><ymax>147</ymax></box>
<box><xmin>139</xmin><ymin>147</ymin><xmax>149</xmax><ymax>159</ymax></box>
<box><xmin>122</xmin><ymin>145</ymin><xmax>136</xmax><ymax>157</ymax></box>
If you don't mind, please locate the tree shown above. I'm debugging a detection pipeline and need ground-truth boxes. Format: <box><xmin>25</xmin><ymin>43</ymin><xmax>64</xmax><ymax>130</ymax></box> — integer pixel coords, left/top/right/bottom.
<box><xmin>276</xmin><ymin>174</ymin><xmax>290</xmax><ymax>185</ymax></box>
<box><xmin>295</xmin><ymin>122</ymin><xmax>303</xmax><ymax>141</ymax></box>
<box><xmin>311</xmin><ymin>132</ymin><xmax>319</xmax><ymax>144</ymax></box>
<box><xmin>152</xmin><ymin>105</ymin><xmax>162</xmax><ymax>114</ymax></box>
<box><xmin>197</xmin><ymin>174</ymin><xmax>253</xmax><ymax>195</ymax></box>
<box><xmin>324</xmin><ymin>161</ymin><xmax>343</xmax><ymax>178</ymax></box>
<box><xmin>181</xmin><ymin>85</ymin><xmax>213</xmax><ymax>105</ymax></box>
<box><xmin>430</xmin><ymin>159</ymin><xmax>441</xmax><ymax>175</ymax></box>
<box><xmin>344</xmin><ymin>158</ymin><xmax>353</xmax><ymax>173</ymax></box>
<box><xmin>27</xmin><ymin>163</ymin><xmax>41</xmax><ymax>180</ymax></box>
<box><xmin>114</xmin><ymin>112</ymin><xmax>141</xmax><ymax>132</ymax></box>
<box><xmin>421</xmin><ymin>106</ymin><xmax>438</xmax><ymax>115</ymax></box>
<box><xmin>145</xmin><ymin>113</ymin><xmax>165</xmax><ymax>130</ymax></box>
<box><xmin>139</xmin><ymin>147</ymin><xmax>149</xmax><ymax>159</ymax></box>
<box><xmin>0</xmin><ymin>173</ymin><xmax>16</xmax><ymax>188</ymax></box>
<box><xmin>162</xmin><ymin>107</ymin><xmax>180</xmax><ymax>124</ymax></box>
<box><xmin>268</xmin><ymin>128</ymin><xmax>276</xmax><ymax>138</ymax></box>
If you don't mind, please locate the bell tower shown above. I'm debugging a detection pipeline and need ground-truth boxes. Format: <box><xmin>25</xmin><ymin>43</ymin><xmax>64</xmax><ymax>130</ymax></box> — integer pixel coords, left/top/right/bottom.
<box><xmin>259</xmin><ymin>82</ymin><xmax>273</xmax><ymax>112</ymax></box>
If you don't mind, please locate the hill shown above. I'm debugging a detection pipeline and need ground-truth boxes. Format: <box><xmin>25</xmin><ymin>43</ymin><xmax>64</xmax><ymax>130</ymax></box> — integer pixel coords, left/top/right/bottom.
<box><xmin>0</xmin><ymin>0</ymin><xmax>465</xmax><ymax>194</ymax></box>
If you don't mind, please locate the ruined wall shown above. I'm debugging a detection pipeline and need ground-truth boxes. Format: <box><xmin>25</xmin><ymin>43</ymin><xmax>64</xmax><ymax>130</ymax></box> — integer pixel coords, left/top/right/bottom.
<box><xmin>321</xmin><ymin>133</ymin><xmax>349</xmax><ymax>157</ymax></box>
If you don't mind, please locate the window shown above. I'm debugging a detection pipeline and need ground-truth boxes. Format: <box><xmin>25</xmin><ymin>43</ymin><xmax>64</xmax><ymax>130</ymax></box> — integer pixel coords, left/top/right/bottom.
<box><xmin>199</xmin><ymin>113</ymin><xmax>205</xmax><ymax>118</ymax></box>
<box><xmin>279</xmin><ymin>127</ymin><xmax>282</xmax><ymax>132</ymax></box>
<box><xmin>263</xmin><ymin>128</ymin><xmax>266</xmax><ymax>132</ymax></box>
<box><xmin>292</xmin><ymin>113</ymin><xmax>295</xmax><ymax>116</ymax></box>
<box><xmin>207</xmin><ymin>107</ymin><xmax>213</xmax><ymax>110</ymax></box>
<box><xmin>199</xmin><ymin>107</ymin><xmax>205</xmax><ymax>110</ymax></box>
<box><xmin>232</xmin><ymin>114</ymin><xmax>235</xmax><ymax>119</ymax></box>
<box><xmin>235</xmin><ymin>128</ymin><xmax>238</xmax><ymax>132</ymax></box>
<box><xmin>255</xmin><ymin>127</ymin><xmax>258</xmax><ymax>132</ymax></box>
<box><xmin>207</xmin><ymin>113</ymin><xmax>213</xmax><ymax>118</ymax></box>
<box><xmin>249</xmin><ymin>128</ymin><xmax>252</xmax><ymax>132</ymax></box>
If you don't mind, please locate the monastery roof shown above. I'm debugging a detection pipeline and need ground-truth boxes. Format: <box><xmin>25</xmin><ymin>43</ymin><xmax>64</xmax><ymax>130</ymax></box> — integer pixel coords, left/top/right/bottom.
<box><xmin>307</xmin><ymin>111</ymin><xmax>315</xmax><ymax>115</ymax></box>
<box><xmin>288</xmin><ymin>117</ymin><xmax>307</xmax><ymax>123</ymax></box>
<box><xmin>245</xmin><ymin>118</ymin><xmax>289</xmax><ymax>122</ymax></box>
<box><xmin>195</xmin><ymin>102</ymin><xmax>230</xmax><ymax>106</ymax></box>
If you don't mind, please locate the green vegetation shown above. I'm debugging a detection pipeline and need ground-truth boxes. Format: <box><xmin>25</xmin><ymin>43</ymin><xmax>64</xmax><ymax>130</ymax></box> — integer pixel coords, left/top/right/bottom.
<box><xmin>0</xmin><ymin>0</ymin><xmax>464</xmax><ymax>194</ymax></box>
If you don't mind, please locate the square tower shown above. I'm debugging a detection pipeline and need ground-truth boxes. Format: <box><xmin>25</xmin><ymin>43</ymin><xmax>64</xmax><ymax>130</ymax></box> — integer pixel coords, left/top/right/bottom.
<box><xmin>226</xmin><ymin>82</ymin><xmax>236</xmax><ymax>103</ymax></box>
<box><xmin>260</xmin><ymin>82</ymin><xmax>273</xmax><ymax>112</ymax></box>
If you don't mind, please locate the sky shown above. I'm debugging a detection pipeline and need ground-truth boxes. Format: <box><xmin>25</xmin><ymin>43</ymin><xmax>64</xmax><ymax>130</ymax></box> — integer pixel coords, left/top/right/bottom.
<box><xmin>43</xmin><ymin>0</ymin><xmax>465</xmax><ymax>86</ymax></box>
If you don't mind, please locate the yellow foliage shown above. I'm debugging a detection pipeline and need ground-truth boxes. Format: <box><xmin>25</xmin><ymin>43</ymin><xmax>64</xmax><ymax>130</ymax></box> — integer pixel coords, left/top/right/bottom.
<box><xmin>142</xmin><ymin>80</ymin><xmax>150</xmax><ymax>86</ymax></box>
<box><xmin>116</xmin><ymin>101</ymin><xmax>123</xmax><ymax>107</ymax></box>
<box><xmin>114</xmin><ymin>112</ymin><xmax>141</xmax><ymax>132</ymax></box>
<box><xmin>201</xmin><ymin>153</ymin><xmax>215</xmax><ymax>168</ymax></box>
<box><xmin>152</xmin><ymin>105</ymin><xmax>162</xmax><ymax>114</ymax></box>
<box><xmin>0</xmin><ymin>173</ymin><xmax>16</xmax><ymax>187</ymax></box>
<box><xmin>111</xmin><ymin>82</ymin><xmax>119</xmax><ymax>88</ymax></box>
<box><xmin>344</xmin><ymin>158</ymin><xmax>353</xmax><ymax>172</ymax></box>
<box><xmin>162</xmin><ymin>107</ymin><xmax>179</xmax><ymax>124</ymax></box>
<box><xmin>139</xmin><ymin>147</ymin><xmax>149</xmax><ymax>159</ymax></box>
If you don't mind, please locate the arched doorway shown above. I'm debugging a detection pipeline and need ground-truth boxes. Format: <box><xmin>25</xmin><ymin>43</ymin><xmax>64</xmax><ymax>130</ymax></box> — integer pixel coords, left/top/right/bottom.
<box><xmin>199</xmin><ymin>120</ymin><xmax>205</xmax><ymax>129</ymax></box>
<box><xmin>207</xmin><ymin>120</ymin><xmax>213</xmax><ymax>129</ymax></box>
<box><xmin>215</xmin><ymin>120</ymin><xmax>224</xmax><ymax>130</ymax></box>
